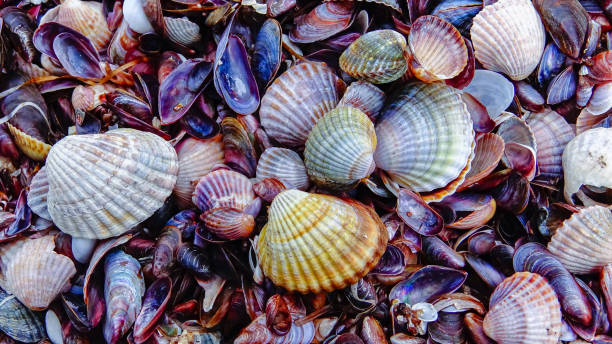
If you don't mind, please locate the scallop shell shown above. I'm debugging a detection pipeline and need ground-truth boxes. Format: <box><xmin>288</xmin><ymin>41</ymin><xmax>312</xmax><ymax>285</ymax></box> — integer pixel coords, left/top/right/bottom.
<box><xmin>458</xmin><ymin>133</ymin><xmax>505</xmax><ymax>191</ymax></box>
<box><xmin>483</xmin><ymin>272</ymin><xmax>562</xmax><ymax>344</ymax></box>
<box><xmin>373</xmin><ymin>82</ymin><xmax>475</xmax><ymax>200</ymax></box>
<box><xmin>164</xmin><ymin>16</ymin><xmax>201</xmax><ymax>47</ymax></box>
<box><xmin>339</xmin><ymin>29</ymin><xmax>409</xmax><ymax>84</ymax></box>
<box><xmin>408</xmin><ymin>15</ymin><xmax>468</xmax><ymax>82</ymax></box>
<box><xmin>46</xmin><ymin>129</ymin><xmax>179</xmax><ymax>239</ymax></box>
<box><xmin>260</xmin><ymin>62</ymin><xmax>346</xmax><ymax>146</ymax></box>
<box><xmin>338</xmin><ymin>81</ymin><xmax>385</xmax><ymax>121</ymax></box>
<box><xmin>72</xmin><ymin>84</ymin><xmax>113</xmax><ymax>112</ymax></box>
<box><xmin>470</xmin><ymin>0</ymin><xmax>546</xmax><ymax>80</ymax></box>
<box><xmin>256</xmin><ymin>189</ymin><xmax>388</xmax><ymax>293</ymax></box>
<box><xmin>304</xmin><ymin>106</ymin><xmax>376</xmax><ymax>190</ymax></box>
<box><xmin>174</xmin><ymin>136</ymin><xmax>224</xmax><ymax>208</ymax></box>
<box><xmin>548</xmin><ymin>206</ymin><xmax>612</xmax><ymax>274</ymax></box>
<box><xmin>27</xmin><ymin>166</ymin><xmax>51</xmax><ymax>220</ymax></box>
<box><xmin>256</xmin><ymin>147</ymin><xmax>309</xmax><ymax>190</ymax></box>
<box><xmin>7</xmin><ymin>123</ymin><xmax>51</xmax><ymax>161</ymax></box>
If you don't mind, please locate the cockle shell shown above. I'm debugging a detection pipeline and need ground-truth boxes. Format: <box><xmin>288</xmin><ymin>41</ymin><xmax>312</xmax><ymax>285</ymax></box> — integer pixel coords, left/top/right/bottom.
<box><xmin>27</xmin><ymin>166</ymin><xmax>51</xmax><ymax>220</ymax></box>
<box><xmin>7</xmin><ymin>123</ymin><xmax>51</xmax><ymax>161</ymax></box>
<box><xmin>470</xmin><ymin>0</ymin><xmax>546</xmax><ymax>80</ymax></box>
<box><xmin>164</xmin><ymin>17</ymin><xmax>201</xmax><ymax>47</ymax></box>
<box><xmin>256</xmin><ymin>189</ymin><xmax>388</xmax><ymax>293</ymax></box>
<box><xmin>256</xmin><ymin>147</ymin><xmax>309</xmax><ymax>190</ymax></box>
<box><xmin>483</xmin><ymin>272</ymin><xmax>562</xmax><ymax>344</ymax></box>
<box><xmin>260</xmin><ymin>62</ymin><xmax>346</xmax><ymax>146</ymax></box>
<box><xmin>0</xmin><ymin>287</ymin><xmax>45</xmax><ymax>343</ymax></box>
<box><xmin>46</xmin><ymin>129</ymin><xmax>178</xmax><ymax>239</ymax></box>
<box><xmin>458</xmin><ymin>133</ymin><xmax>504</xmax><ymax>191</ymax></box>
<box><xmin>374</xmin><ymin>82</ymin><xmax>475</xmax><ymax>201</ymax></box>
<box><xmin>304</xmin><ymin>106</ymin><xmax>376</xmax><ymax>190</ymax></box>
<box><xmin>338</xmin><ymin>81</ymin><xmax>385</xmax><ymax>121</ymax></box>
<box><xmin>339</xmin><ymin>29</ymin><xmax>408</xmax><ymax>84</ymax></box>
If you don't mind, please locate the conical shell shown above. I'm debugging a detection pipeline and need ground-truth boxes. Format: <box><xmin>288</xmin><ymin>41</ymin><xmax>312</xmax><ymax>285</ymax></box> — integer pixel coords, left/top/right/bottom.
<box><xmin>174</xmin><ymin>136</ymin><xmax>224</xmax><ymax>208</ymax></box>
<box><xmin>338</xmin><ymin>81</ymin><xmax>385</xmax><ymax>121</ymax></box>
<box><xmin>373</xmin><ymin>82</ymin><xmax>475</xmax><ymax>200</ymax></box>
<box><xmin>164</xmin><ymin>16</ymin><xmax>201</xmax><ymax>47</ymax></box>
<box><xmin>7</xmin><ymin>123</ymin><xmax>51</xmax><ymax>161</ymax></box>
<box><xmin>483</xmin><ymin>272</ymin><xmax>562</xmax><ymax>344</ymax></box>
<box><xmin>470</xmin><ymin>0</ymin><xmax>546</xmax><ymax>80</ymax></box>
<box><xmin>260</xmin><ymin>62</ymin><xmax>346</xmax><ymax>146</ymax></box>
<box><xmin>339</xmin><ymin>29</ymin><xmax>409</xmax><ymax>84</ymax></box>
<box><xmin>304</xmin><ymin>106</ymin><xmax>376</xmax><ymax>190</ymax></box>
<box><xmin>27</xmin><ymin>166</ymin><xmax>51</xmax><ymax>220</ymax></box>
<box><xmin>46</xmin><ymin>129</ymin><xmax>178</xmax><ymax>239</ymax></box>
<box><xmin>256</xmin><ymin>189</ymin><xmax>388</xmax><ymax>293</ymax></box>
<box><xmin>548</xmin><ymin>206</ymin><xmax>612</xmax><ymax>274</ymax></box>
<box><xmin>45</xmin><ymin>0</ymin><xmax>112</xmax><ymax>51</ymax></box>
<box><xmin>256</xmin><ymin>147</ymin><xmax>309</xmax><ymax>190</ymax></box>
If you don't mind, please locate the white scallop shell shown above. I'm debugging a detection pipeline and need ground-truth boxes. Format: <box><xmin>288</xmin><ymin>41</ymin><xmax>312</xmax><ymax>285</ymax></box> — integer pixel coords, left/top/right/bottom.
<box><xmin>256</xmin><ymin>147</ymin><xmax>309</xmax><ymax>190</ymax></box>
<box><xmin>164</xmin><ymin>16</ymin><xmax>201</xmax><ymax>47</ymax></box>
<box><xmin>27</xmin><ymin>166</ymin><xmax>51</xmax><ymax>220</ymax></box>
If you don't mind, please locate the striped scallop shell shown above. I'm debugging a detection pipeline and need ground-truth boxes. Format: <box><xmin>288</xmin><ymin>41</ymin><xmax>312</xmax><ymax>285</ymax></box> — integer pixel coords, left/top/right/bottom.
<box><xmin>27</xmin><ymin>166</ymin><xmax>51</xmax><ymax>220</ymax></box>
<box><xmin>260</xmin><ymin>62</ymin><xmax>346</xmax><ymax>146</ymax></box>
<box><xmin>470</xmin><ymin>0</ymin><xmax>546</xmax><ymax>80</ymax></box>
<box><xmin>7</xmin><ymin>123</ymin><xmax>51</xmax><ymax>161</ymax></box>
<box><xmin>45</xmin><ymin>0</ymin><xmax>112</xmax><ymax>51</ymax></box>
<box><xmin>174</xmin><ymin>136</ymin><xmax>224</xmax><ymax>208</ymax></box>
<box><xmin>373</xmin><ymin>82</ymin><xmax>475</xmax><ymax>200</ymax></box>
<box><xmin>483</xmin><ymin>272</ymin><xmax>562</xmax><ymax>344</ymax></box>
<box><xmin>408</xmin><ymin>15</ymin><xmax>468</xmax><ymax>82</ymax></box>
<box><xmin>339</xmin><ymin>29</ymin><xmax>409</xmax><ymax>84</ymax></box>
<box><xmin>46</xmin><ymin>129</ymin><xmax>178</xmax><ymax>239</ymax></box>
<box><xmin>548</xmin><ymin>206</ymin><xmax>612</xmax><ymax>274</ymax></box>
<box><xmin>256</xmin><ymin>147</ymin><xmax>309</xmax><ymax>190</ymax></box>
<box><xmin>304</xmin><ymin>106</ymin><xmax>376</xmax><ymax>190</ymax></box>
<box><xmin>338</xmin><ymin>81</ymin><xmax>385</xmax><ymax>121</ymax></box>
<box><xmin>256</xmin><ymin>189</ymin><xmax>388</xmax><ymax>293</ymax></box>
<box><xmin>458</xmin><ymin>133</ymin><xmax>505</xmax><ymax>191</ymax></box>
<box><xmin>164</xmin><ymin>16</ymin><xmax>201</xmax><ymax>47</ymax></box>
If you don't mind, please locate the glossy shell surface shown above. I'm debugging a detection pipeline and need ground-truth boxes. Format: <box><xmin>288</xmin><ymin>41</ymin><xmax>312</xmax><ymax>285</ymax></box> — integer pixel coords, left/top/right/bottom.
<box><xmin>256</xmin><ymin>147</ymin><xmax>309</xmax><ymax>190</ymax></box>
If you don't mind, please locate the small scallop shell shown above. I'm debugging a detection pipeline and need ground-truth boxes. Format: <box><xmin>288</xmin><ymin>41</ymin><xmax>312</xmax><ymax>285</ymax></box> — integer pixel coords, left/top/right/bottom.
<box><xmin>260</xmin><ymin>62</ymin><xmax>346</xmax><ymax>146</ymax></box>
<box><xmin>338</xmin><ymin>81</ymin><xmax>385</xmax><ymax>121</ymax></box>
<box><xmin>27</xmin><ymin>166</ymin><xmax>51</xmax><ymax>220</ymax></box>
<box><xmin>256</xmin><ymin>147</ymin><xmax>309</xmax><ymax>190</ymax></box>
<box><xmin>548</xmin><ymin>206</ymin><xmax>612</xmax><ymax>274</ymax></box>
<box><xmin>483</xmin><ymin>272</ymin><xmax>562</xmax><ymax>344</ymax></box>
<box><xmin>470</xmin><ymin>0</ymin><xmax>546</xmax><ymax>80</ymax></box>
<box><xmin>339</xmin><ymin>29</ymin><xmax>409</xmax><ymax>84</ymax></box>
<box><xmin>71</xmin><ymin>84</ymin><xmax>114</xmax><ymax>112</ymax></box>
<box><xmin>256</xmin><ymin>189</ymin><xmax>388</xmax><ymax>293</ymax></box>
<box><xmin>164</xmin><ymin>16</ymin><xmax>201</xmax><ymax>47</ymax></box>
<box><xmin>458</xmin><ymin>133</ymin><xmax>505</xmax><ymax>191</ymax></box>
<box><xmin>7</xmin><ymin>123</ymin><xmax>51</xmax><ymax>161</ymax></box>
<box><xmin>304</xmin><ymin>106</ymin><xmax>376</xmax><ymax>190</ymax></box>
<box><xmin>46</xmin><ymin>129</ymin><xmax>178</xmax><ymax>239</ymax></box>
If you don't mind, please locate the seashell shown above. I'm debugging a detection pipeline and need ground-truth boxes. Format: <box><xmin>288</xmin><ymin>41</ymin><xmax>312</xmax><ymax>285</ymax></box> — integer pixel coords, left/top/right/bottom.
<box><xmin>164</xmin><ymin>17</ymin><xmax>201</xmax><ymax>47</ymax></box>
<box><xmin>221</xmin><ymin>116</ymin><xmax>257</xmax><ymax>177</ymax></box>
<box><xmin>562</xmin><ymin>128</ymin><xmax>612</xmax><ymax>204</ymax></box>
<box><xmin>289</xmin><ymin>2</ymin><xmax>353</xmax><ymax>43</ymax></box>
<box><xmin>0</xmin><ymin>287</ymin><xmax>45</xmax><ymax>343</ymax></box>
<box><xmin>338</xmin><ymin>81</ymin><xmax>385</xmax><ymax>121</ymax></box>
<box><xmin>133</xmin><ymin>277</ymin><xmax>171</xmax><ymax>343</ymax></box>
<box><xmin>357</xmin><ymin>0</ymin><xmax>400</xmax><ymax>11</ymax></box>
<box><xmin>431</xmin><ymin>0</ymin><xmax>482</xmax><ymax>36</ymax></box>
<box><xmin>256</xmin><ymin>147</ymin><xmax>309</xmax><ymax>190</ymax></box>
<box><xmin>408</xmin><ymin>15</ymin><xmax>468</xmax><ymax>82</ymax></box>
<box><xmin>260</xmin><ymin>62</ymin><xmax>346</xmax><ymax>146</ymax></box>
<box><xmin>582</xmin><ymin>20</ymin><xmax>601</xmax><ymax>58</ymax></box>
<box><xmin>7</xmin><ymin>123</ymin><xmax>51</xmax><ymax>161</ymax></box>
<box><xmin>176</xmin><ymin>244</ymin><xmax>212</xmax><ymax>280</ymax></box>
<box><xmin>586</xmin><ymin>50</ymin><xmax>612</xmax><ymax>82</ymax></box>
<box><xmin>533</xmin><ymin>0</ymin><xmax>590</xmax><ymax>59</ymax></box>
<box><xmin>497</xmin><ymin>116</ymin><xmax>537</xmax><ymax>180</ymax></box>
<box><xmin>576</xmin><ymin>109</ymin><xmax>610</xmax><ymax>135</ymax></box>
<box><xmin>470</xmin><ymin>0</ymin><xmax>546</xmax><ymax>80</ymax></box>
<box><xmin>46</xmin><ymin>129</ymin><xmax>178</xmax><ymax>239</ymax></box>
<box><xmin>253</xmin><ymin>18</ymin><xmax>282</xmax><ymax>90</ymax></box>
<box><xmin>256</xmin><ymin>189</ymin><xmax>388</xmax><ymax>293</ymax></box>
<box><xmin>514</xmin><ymin>81</ymin><xmax>545</xmax><ymax>112</ymax></box>
<box><xmin>174</xmin><ymin>136</ymin><xmax>224</xmax><ymax>208</ymax></box>
<box><xmin>339</xmin><ymin>29</ymin><xmax>408</xmax><ymax>84</ymax></box>
<box><xmin>548</xmin><ymin>205</ymin><xmax>612</xmax><ymax>274</ymax></box>
<box><xmin>483</xmin><ymin>272</ymin><xmax>562</xmax><ymax>344</ymax></box>
<box><xmin>108</xmin><ymin>20</ymin><xmax>139</xmax><ymax>64</ymax></box>
<box><xmin>71</xmin><ymin>84</ymin><xmax>113</xmax><ymax>112</ymax></box>
<box><xmin>374</xmin><ymin>82</ymin><xmax>474</xmax><ymax>201</ymax></box>
<box><xmin>463</xmin><ymin>70</ymin><xmax>514</xmax><ymax>122</ymax></box>
<box><xmin>304</xmin><ymin>106</ymin><xmax>376</xmax><ymax>190</ymax></box>
<box><xmin>27</xmin><ymin>166</ymin><xmax>51</xmax><ymax>220</ymax></box>
<box><xmin>122</xmin><ymin>0</ymin><xmax>163</xmax><ymax>35</ymax></box>
<box><xmin>537</xmin><ymin>42</ymin><xmax>567</xmax><ymax>88</ymax></box>
<box><xmin>547</xmin><ymin>64</ymin><xmax>576</xmax><ymax>105</ymax></box>
<box><xmin>586</xmin><ymin>82</ymin><xmax>612</xmax><ymax>115</ymax></box>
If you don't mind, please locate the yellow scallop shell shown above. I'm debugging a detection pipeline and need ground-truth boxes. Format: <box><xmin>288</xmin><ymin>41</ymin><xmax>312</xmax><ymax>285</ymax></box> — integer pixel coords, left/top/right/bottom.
<box><xmin>7</xmin><ymin>123</ymin><xmax>51</xmax><ymax>161</ymax></box>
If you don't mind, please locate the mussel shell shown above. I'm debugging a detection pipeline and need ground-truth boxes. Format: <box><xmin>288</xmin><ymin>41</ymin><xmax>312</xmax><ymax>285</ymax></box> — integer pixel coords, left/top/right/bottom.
<box><xmin>0</xmin><ymin>7</ymin><xmax>36</xmax><ymax>63</ymax></box>
<box><xmin>133</xmin><ymin>277</ymin><xmax>171</xmax><ymax>343</ymax></box>
<box><xmin>432</xmin><ymin>0</ymin><xmax>482</xmax><ymax>36</ymax></box>
<box><xmin>46</xmin><ymin>0</ymin><xmax>112</xmax><ymax>51</ymax></box>
<box><xmin>533</xmin><ymin>0</ymin><xmax>590</xmax><ymax>59</ymax></box>
<box><xmin>253</xmin><ymin>19</ymin><xmax>282</xmax><ymax>90</ymax></box>
<box><xmin>547</xmin><ymin>64</ymin><xmax>577</xmax><ymax>105</ymax></box>
<box><xmin>463</xmin><ymin>69</ymin><xmax>514</xmax><ymax>121</ymax></box>
<box><xmin>0</xmin><ymin>287</ymin><xmax>45</xmax><ymax>343</ymax></box>
<box><xmin>537</xmin><ymin>42</ymin><xmax>567</xmax><ymax>88</ymax></box>
<box><xmin>389</xmin><ymin>265</ymin><xmax>467</xmax><ymax>305</ymax></box>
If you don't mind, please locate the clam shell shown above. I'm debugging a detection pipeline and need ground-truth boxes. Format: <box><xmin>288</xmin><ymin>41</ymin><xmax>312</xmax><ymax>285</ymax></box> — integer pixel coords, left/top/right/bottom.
<box><xmin>304</xmin><ymin>106</ymin><xmax>376</xmax><ymax>190</ymax></box>
<box><xmin>46</xmin><ymin>129</ymin><xmax>178</xmax><ymax>239</ymax></box>
<box><xmin>7</xmin><ymin>123</ymin><xmax>51</xmax><ymax>161</ymax></box>
<box><xmin>27</xmin><ymin>166</ymin><xmax>51</xmax><ymax>220</ymax></box>
<box><xmin>586</xmin><ymin>81</ymin><xmax>612</xmax><ymax>115</ymax></box>
<box><xmin>260</xmin><ymin>62</ymin><xmax>346</xmax><ymax>146</ymax></box>
<box><xmin>576</xmin><ymin>109</ymin><xmax>610</xmax><ymax>135</ymax></box>
<box><xmin>256</xmin><ymin>147</ymin><xmax>309</xmax><ymax>190</ymax></box>
<box><xmin>458</xmin><ymin>133</ymin><xmax>505</xmax><ymax>191</ymax></box>
<box><xmin>164</xmin><ymin>16</ymin><xmax>201</xmax><ymax>47</ymax></box>
<box><xmin>470</xmin><ymin>0</ymin><xmax>546</xmax><ymax>80</ymax></box>
<box><xmin>339</xmin><ymin>29</ymin><xmax>408</xmax><ymax>84</ymax></box>
<box><xmin>548</xmin><ymin>206</ymin><xmax>612</xmax><ymax>274</ymax></box>
<box><xmin>256</xmin><ymin>189</ymin><xmax>388</xmax><ymax>293</ymax></box>
<box><xmin>289</xmin><ymin>2</ymin><xmax>353</xmax><ymax>43</ymax></box>
<box><xmin>483</xmin><ymin>272</ymin><xmax>561</xmax><ymax>344</ymax></box>
<box><xmin>0</xmin><ymin>287</ymin><xmax>45</xmax><ymax>343</ymax></box>
<box><xmin>338</xmin><ymin>81</ymin><xmax>385</xmax><ymax>121</ymax></box>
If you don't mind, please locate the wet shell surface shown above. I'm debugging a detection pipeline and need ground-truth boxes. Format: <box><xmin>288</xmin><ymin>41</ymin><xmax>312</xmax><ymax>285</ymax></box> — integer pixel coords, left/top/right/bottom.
<box><xmin>304</xmin><ymin>106</ymin><xmax>376</xmax><ymax>190</ymax></box>
<box><xmin>0</xmin><ymin>287</ymin><xmax>45</xmax><ymax>343</ymax></box>
<box><xmin>256</xmin><ymin>189</ymin><xmax>388</xmax><ymax>293</ymax></box>
<box><xmin>260</xmin><ymin>62</ymin><xmax>346</xmax><ymax>146</ymax></box>
<box><xmin>27</xmin><ymin>166</ymin><xmax>51</xmax><ymax>220</ymax></box>
<box><xmin>7</xmin><ymin>123</ymin><xmax>51</xmax><ymax>161</ymax></box>
<box><xmin>256</xmin><ymin>147</ymin><xmax>309</xmax><ymax>190</ymax></box>
<box><xmin>289</xmin><ymin>1</ymin><xmax>353</xmax><ymax>43</ymax></box>
<box><xmin>470</xmin><ymin>0</ymin><xmax>546</xmax><ymax>80</ymax></box>
<box><xmin>164</xmin><ymin>16</ymin><xmax>201</xmax><ymax>47</ymax></box>
<box><xmin>46</xmin><ymin>129</ymin><xmax>178</xmax><ymax>239</ymax></box>
<box><xmin>339</xmin><ymin>29</ymin><xmax>408</xmax><ymax>84</ymax></box>
<box><xmin>338</xmin><ymin>81</ymin><xmax>385</xmax><ymax>121</ymax></box>
<box><xmin>483</xmin><ymin>272</ymin><xmax>562</xmax><ymax>344</ymax></box>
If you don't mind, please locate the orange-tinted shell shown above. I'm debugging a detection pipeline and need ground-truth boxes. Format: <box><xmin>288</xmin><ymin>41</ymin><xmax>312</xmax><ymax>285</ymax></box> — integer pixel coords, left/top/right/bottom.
<box><xmin>7</xmin><ymin>123</ymin><xmax>51</xmax><ymax>161</ymax></box>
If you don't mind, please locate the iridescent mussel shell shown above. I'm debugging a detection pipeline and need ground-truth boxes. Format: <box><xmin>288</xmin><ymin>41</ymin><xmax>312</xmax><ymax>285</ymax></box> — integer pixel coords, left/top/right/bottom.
<box><xmin>470</xmin><ymin>0</ymin><xmax>546</xmax><ymax>80</ymax></box>
<box><xmin>338</xmin><ymin>81</ymin><xmax>385</xmax><ymax>121</ymax></box>
<box><xmin>0</xmin><ymin>287</ymin><xmax>45</xmax><ymax>343</ymax></box>
<box><xmin>533</xmin><ymin>0</ymin><xmax>589</xmax><ymax>60</ymax></box>
<box><xmin>27</xmin><ymin>166</ymin><xmax>51</xmax><ymax>220</ymax></box>
<box><xmin>339</xmin><ymin>29</ymin><xmax>409</xmax><ymax>84</ymax></box>
<box><xmin>256</xmin><ymin>189</ymin><xmax>388</xmax><ymax>293</ymax></box>
<box><xmin>483</xmin><ymin>272</ymin><xmax>562</xmax><ymax>344</ymax></box>
<box><xmin>304</xmin><ymin>106</ymin><xmax>376</xmax><ymax>190</ymax></box>
<box><xmin>46</xmin><ymin>129</ymin><xmax>178</xmax><ymax>239</ymax></box>
<box><xmin>256</xmin><ymin>147</ymin><xmax>309</xmax><ymax>191</ymax></box>
<box><xmin>260</xmin><ymin>62</ymin><xmax>346</xmax><ymax>146</ymax></box>
<box><xmin>289</xmin><ymin>1</ymin><xmax>353</xmax><ymax>43</ymax></box>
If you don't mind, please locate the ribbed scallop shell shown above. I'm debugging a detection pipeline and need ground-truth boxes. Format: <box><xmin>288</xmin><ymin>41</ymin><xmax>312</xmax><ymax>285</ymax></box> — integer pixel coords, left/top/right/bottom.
<box><xmin>458</xmin><ymin>133</ymin><xmax>505</xmax><ymax>191</ymax></box>
<box><xmin>46</xmin><ymin>129</ymin><xmax>178</xmax><ymax>239</ymax></box>
<box><xmin>174</xmin><ymin>136</ymin><xmax>224</xmax><ymax>208</ymax></box>
<box><xmin>256</xmin><ymin>147</ymin><xmax>309</xmax><ymax>190</ymax></box>
<box><xmin>7</xmin><ymin>123</ymin><xmax>51</xmax><ymax>161</ymax></box>
<box><xmin>338</xmin><ymin>81</ymin><xmax>385</xmax><ymax>121</ymax></box>
<box><xmin>304</xmin><ymin>106</ymin><xmax>376</xmax><ymax>190</ymax></box>
<box><xmin>27</xmin><ymin>166</ymin><xmax>51</xmax><ymax>220</ymax></box>
<box><xmin>408</xmin><ymin>15</ymin><xmax>468</xmax><ymax>82</ymax></box>
<box><xmin>470</xmin><ymin>0</ymin><xmax>546</xmax><ymax>80</ymax></box>
<box><xmin>47</xmin><ymin>0</ymin><xmax>112</xmax><ymax>51</ymax></box>
<box><xmin>260</xmin><ymin>62</ymin><xmax>346</xmax><ymax>146</ymax></box>
<box><xmin>164</xmin><ymin>16</ymin><xmax>201</xmax><ymax>47</ymax></box>
<box><xmin>339</xmin><ymin>30</ymin><xmax>408</xmax><ymax>84</ymax></box>
<box><xmin>373</xmin><ymin>82</ymin><xmax>475</xmax><ymax>198</ymax></box>
<box><xmin>192</xmin><ymin>169</ymin><xmax>255</xmax><ymax>213</ymax></box>
<box><xmin>289</xmin><ymin>1</ymin><xmax>353</xmax><ymax>44</ymax></box>
<box><xmin>483</xmin><ymin>272</ymin><xmax>562</xmax><ymax>344</ymax></box>
<box><xmin>548</xmin><ymin>206</ymin><xmax>612</xmax><ymax>274</ymax></box>
<box><xmin>256</xmin><ymin>189</ymin><xmax>388</xmax><ymax>293</ymax></box>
